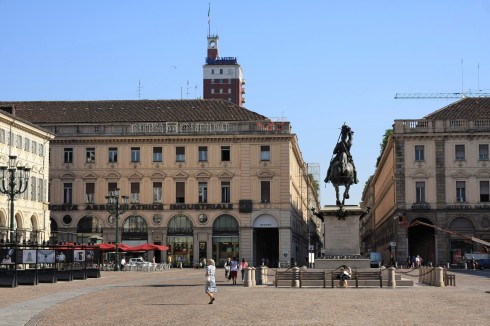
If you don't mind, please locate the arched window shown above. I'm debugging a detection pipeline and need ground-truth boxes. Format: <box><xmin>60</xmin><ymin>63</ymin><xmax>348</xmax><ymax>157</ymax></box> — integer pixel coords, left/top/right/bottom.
<box><xmin>167</xmin><ymin>214</ymin><xmax>193</xmax><ymax>235</ymax></box>
<box><xmin>77</xmin><ymin>216</ymin><xmax>102</xmax><ymax>233</ymax></box>
<box><xmin>213</xmin><ymin>214</ymin><xmax>239</xmax><ymax>233</ymax></box>
<box><xmin>50</xmin><ymin>217</ymin><xmax>58</xmax><ymax>232</ymax></box>
<box><xmin>122</xmin><ymin>215</ymin><xmax>147</xmax><ymax>233</ymax></box>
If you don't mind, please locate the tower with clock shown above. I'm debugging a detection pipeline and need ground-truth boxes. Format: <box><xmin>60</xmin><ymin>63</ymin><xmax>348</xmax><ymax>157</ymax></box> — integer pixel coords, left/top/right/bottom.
<box><xmin>203</xmin><ymin>34</ymin><xmax>246</xmax><ymax>106</ymax></box>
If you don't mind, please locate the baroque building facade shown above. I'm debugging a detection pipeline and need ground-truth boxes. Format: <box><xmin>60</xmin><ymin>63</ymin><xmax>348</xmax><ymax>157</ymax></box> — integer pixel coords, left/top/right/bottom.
<box><xmin>364</xmin><ymin>98</ymin><xmax>490</xmax><ymax>266</ymax></box>
<box><xmin>5</xmin><ymin>99</ymin><xmax>320</xmax><ymax>267</ymax></box>
<box><xmin>0</xmin><ymin>107</ymin><xmax>54</xmax><ymax>245</ymax></box>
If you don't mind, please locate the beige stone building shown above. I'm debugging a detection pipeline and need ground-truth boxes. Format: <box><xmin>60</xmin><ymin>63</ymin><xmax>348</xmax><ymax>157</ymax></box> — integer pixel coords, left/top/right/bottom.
<box><xmin>6</xmin><ymin>99</ymin><xmax>320</xmax><ymax>267</ymax></box>
<box><xmin>364</xmin><ymin>98</ymin><xmax>490</xmax><ymax>266</ymax></box>
<box><xmin>0</xmin><ymin>107</ymin><xmax>54</xmax><ymax>245</ymax></box>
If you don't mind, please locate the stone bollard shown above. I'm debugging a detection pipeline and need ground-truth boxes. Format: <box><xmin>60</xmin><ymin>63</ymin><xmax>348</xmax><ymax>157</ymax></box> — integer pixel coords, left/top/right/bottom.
<box><xmin>435</xmin><ymin>267</ymin><xmax>445</xmax><ymax>287</ymax></box>
<box><xmin>256</xmin><ymin>266</ymin><xmax>263</xmax><ymax>285</ymax></box>
<box><xmin>387</xmin><ymin>266</ymin><xmax>396</xmax><ymax>288</ymax></box>
<box><xmin>419</xmin><ymin>267</ymin><xmax>423</xmax><ymax>284</ymax></box>
<box><xmin>291</xmin><ymin>266</ymin><xmax>300</xmax><ymax>288</ymax></box>
<box><xmin>244</xmin><ymin>267</ymin><xmax>254</xmax><ymax>287</ymax></box>
<box><xmin>430</xmin><ymin>267</ymin><xmax>435</xmax><ymax>286</ymax></box>
<box><xmin>260</xmin><ymin>265</ymin><xmax>268</xmax><ymax>284</ymax></box>
<box><xmin>252</xmin><ymin>267</ymin><xmax>256</xmax><ymax>286</ymax></box>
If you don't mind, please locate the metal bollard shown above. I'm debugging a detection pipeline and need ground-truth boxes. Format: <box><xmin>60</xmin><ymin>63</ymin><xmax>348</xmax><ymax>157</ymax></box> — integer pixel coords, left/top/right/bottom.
<box><xmin>387</xmin><ymin>266</ymin><xmax>396</xmax><ymax>288</ymax></box>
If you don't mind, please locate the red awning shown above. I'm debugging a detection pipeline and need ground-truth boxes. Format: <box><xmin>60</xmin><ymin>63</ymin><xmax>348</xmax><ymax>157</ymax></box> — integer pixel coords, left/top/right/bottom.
<box><xmin>124</xmin><ymin>243</ymin><xmax>169</xmax><ymax>251</ymax></box>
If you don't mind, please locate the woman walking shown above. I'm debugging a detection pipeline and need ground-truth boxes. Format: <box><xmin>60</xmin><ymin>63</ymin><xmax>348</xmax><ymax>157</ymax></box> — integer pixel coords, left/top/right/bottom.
<box><xmin>230</xmin><ymin>257</ymin><xmax>239</xmax><ymax>285</ymax></box>
<box><xmin>205</xmin><ymin>259</ymin><xmax>217</xmax><ymax>304</ymax></box>
<box><xmin>240</xmin><ymin>258</ymin><xmax>248</xmax><ymax>282</ymax></box>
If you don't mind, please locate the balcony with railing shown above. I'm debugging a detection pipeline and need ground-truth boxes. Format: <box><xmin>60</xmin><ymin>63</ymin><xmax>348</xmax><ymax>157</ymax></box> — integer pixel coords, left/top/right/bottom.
<box><xmin>394</xmin><ymin>118</ymin><xmax>490</xmax><ymax>134</ymax></box>
<box><xmin>42</xmin><ymin>120</ymin><xmax>291</xmax><ymax>137</ymax></box>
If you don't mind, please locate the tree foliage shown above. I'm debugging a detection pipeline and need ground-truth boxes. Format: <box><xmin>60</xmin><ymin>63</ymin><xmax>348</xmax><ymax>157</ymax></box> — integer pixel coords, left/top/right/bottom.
<box><xmin>376</xmin><ymin>129</ymin><xmax>393</xmax><ymax>167</ymax></box>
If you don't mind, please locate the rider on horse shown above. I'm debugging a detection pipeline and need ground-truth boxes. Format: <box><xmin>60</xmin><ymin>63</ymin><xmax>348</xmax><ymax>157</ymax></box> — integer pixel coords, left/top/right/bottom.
<box><xmin>325</xmin><ymin>124</ymin><xmax>359</xmax><ymax>184</ymax></box>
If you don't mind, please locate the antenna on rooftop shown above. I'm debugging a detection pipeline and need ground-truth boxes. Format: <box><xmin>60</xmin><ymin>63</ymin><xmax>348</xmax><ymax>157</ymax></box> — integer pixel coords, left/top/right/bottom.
<box><xmin>138</xmin><ymin>80</ymin><xmax>142</xmax><ymax>100</ymax></box>
<box><xmin>186</xmin><ymin>80</ymin><xmax>190</xmax><ymax>99</ymax></box>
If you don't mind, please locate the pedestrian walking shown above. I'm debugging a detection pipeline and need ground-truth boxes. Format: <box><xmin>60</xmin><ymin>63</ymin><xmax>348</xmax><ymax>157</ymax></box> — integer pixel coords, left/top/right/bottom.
<box><xmin>205</xmin><ymin>258</ymin><xmax>217</xmax><ymax>304</ymax></box>
<box><xmin>240</xmin><ymin>258</ymin><xmax>248</xmax><ymax>282</ymax></box>
<box><xmin>230</xmin><ymin>257</ymin><xmax>239</xmax><ymax>284</ymax></box>
<box><xmin>224</xmin><ymin>257</ymin><xmax>231</xmax><ymax>280</ymax></box>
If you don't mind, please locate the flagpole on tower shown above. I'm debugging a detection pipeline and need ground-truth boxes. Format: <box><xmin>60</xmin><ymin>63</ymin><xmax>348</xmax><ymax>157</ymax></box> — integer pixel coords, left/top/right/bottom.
<box><xmin>208</xmin><ymin>3</ymin><xmax>211</xmax><ymax>37</ymax></box>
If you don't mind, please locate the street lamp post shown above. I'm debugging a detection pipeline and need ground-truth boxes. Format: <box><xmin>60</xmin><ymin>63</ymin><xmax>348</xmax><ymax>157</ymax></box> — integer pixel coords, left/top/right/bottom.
<box><xmin>105</xmin><ymin>188</ymin><xmax>128</xmax><ymax>271</ymax></box>
<box><xmin>0</xmin><ymin>155</ymin><xmax>31</xmax><ymax>243</ymax></box>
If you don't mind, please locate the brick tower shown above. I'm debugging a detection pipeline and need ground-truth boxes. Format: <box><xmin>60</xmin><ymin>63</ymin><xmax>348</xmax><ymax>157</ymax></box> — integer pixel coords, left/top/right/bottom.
<box><xmin>203</xmin><ymin>35</ymin><xmax>245</xmax><ymax>106</ymax></box>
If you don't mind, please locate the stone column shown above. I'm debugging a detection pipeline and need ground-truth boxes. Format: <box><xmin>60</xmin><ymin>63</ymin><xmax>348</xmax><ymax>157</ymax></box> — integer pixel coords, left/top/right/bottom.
<box><xmin>435</xmin><ymin>267</ymin><xmax>445</xmax><ymax>287</ymax></box>
<box><xmin>387</xmin><ymin>266</ymin><xmax>396</xmax><ymax>288</ymax></box>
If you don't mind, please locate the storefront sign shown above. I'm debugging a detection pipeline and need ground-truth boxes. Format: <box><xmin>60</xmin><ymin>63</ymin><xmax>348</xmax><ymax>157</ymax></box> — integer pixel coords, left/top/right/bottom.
<box><xmin>446</xmin><ymin>204</ymin><xmax>490</xmax><ymax>210</ymax></box>
<box><xmin>169</xmin><ymin>203</ymin><xmax>233</xmax><ymax>210</ymax></box>
<box><xmin>49</xmin><ymin>203</ymin><xmax>234</xmax><ymax>211</ymax></box>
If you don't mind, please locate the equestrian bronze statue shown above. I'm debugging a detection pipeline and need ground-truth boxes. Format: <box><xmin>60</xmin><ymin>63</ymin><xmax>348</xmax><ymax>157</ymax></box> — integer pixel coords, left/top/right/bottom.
<box><xmin>325</xmin><ymin>124</ymin><xmax>359</xmax><ymax>208</ymax></box>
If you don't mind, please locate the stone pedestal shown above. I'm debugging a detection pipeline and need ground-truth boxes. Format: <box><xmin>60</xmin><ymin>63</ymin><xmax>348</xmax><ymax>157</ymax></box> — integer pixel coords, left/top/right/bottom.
<box><xmin>315</xmin><ymin>206</ymin><xmax>370</xmax><ymax>269</ymax></box>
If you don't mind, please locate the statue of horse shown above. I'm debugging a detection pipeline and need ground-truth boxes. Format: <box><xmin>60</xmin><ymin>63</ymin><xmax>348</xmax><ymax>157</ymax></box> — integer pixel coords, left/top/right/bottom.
<box><xmin>325</xmin><ymin>151</ymin><xmax>356</xmax><ymax>207</ymax></box>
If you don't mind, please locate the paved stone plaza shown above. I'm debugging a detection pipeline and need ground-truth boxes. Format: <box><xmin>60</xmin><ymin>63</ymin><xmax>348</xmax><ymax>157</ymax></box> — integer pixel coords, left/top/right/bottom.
<box><xmin>0</xmin><ymin>268</ymin><xmax>489</xmax><ymax>326</ymax></box>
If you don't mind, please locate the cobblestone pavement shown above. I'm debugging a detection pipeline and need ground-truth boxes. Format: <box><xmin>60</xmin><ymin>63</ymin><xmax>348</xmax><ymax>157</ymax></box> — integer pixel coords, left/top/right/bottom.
<box><xmin>0</xmin><ymin>268</ymin><xmax>489</xmax><ymax>326</ymax></box>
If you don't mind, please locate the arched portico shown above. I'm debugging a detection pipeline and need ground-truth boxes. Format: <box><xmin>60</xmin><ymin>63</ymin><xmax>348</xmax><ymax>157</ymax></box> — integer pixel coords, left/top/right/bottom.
<box><xmin>252</xmin><ymin>214</ymin><xmax>279</xmax><ymax>267</ymax></box>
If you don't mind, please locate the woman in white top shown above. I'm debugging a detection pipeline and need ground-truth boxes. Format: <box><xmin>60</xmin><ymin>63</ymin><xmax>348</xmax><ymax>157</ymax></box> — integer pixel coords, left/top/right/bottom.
<box><xmin>205</xmin><ymin>259</ymin><xmax>217</xmax><ymax>304</ymax></box>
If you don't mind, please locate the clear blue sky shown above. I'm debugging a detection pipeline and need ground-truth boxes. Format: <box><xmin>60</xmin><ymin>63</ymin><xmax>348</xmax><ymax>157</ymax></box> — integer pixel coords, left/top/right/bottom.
<box><xmin>1</xmin><ymin>1</ymin><xmax>489</xmax><ymax>206</ymax></box>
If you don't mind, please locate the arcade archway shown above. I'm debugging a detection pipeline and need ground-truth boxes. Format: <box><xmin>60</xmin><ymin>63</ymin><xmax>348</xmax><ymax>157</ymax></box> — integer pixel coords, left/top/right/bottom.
<box><xmin>408</xmin><ymin>218</ymin><xmax>435</xmax><ymax>265</ymax></box>
<box><xmin>252</xmin><ymin>214</ymin><xmax>279</xmax><ymax>267</ymax></box>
